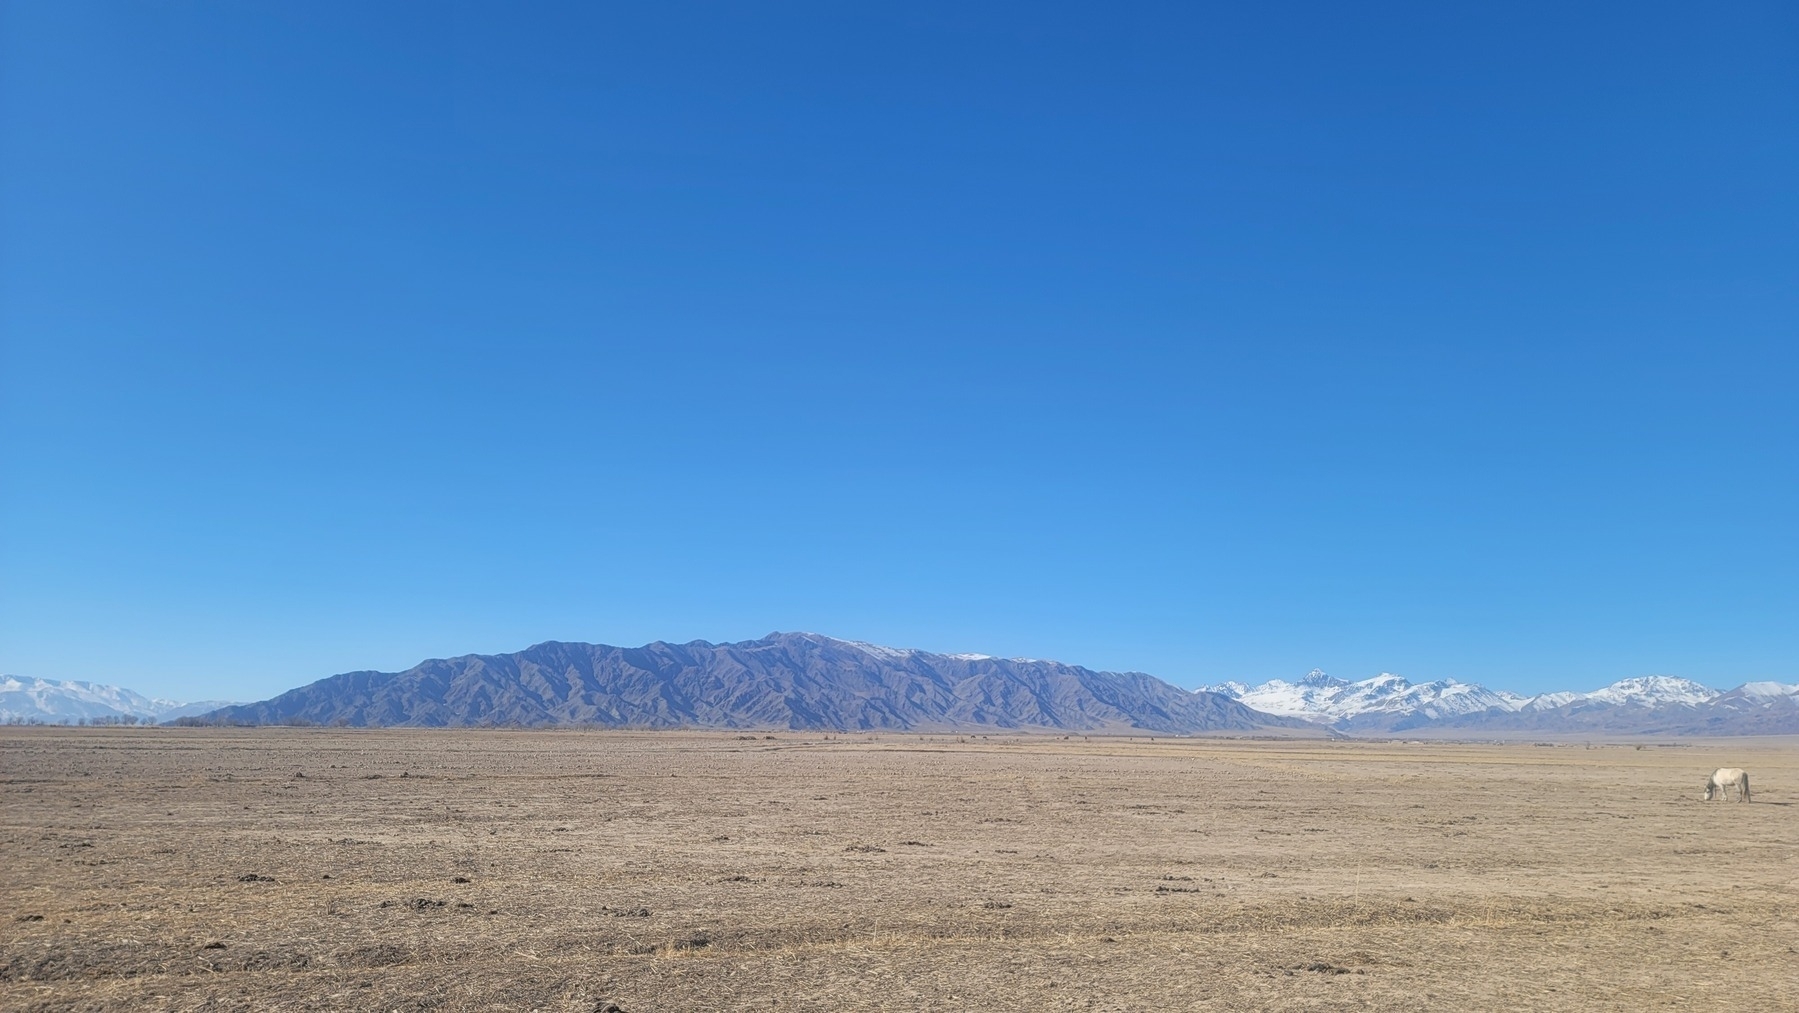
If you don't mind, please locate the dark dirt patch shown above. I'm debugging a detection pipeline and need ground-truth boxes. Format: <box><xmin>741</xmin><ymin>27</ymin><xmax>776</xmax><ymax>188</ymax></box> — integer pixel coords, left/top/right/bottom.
<box><xmin>1</xmin><ymin>942</ymin><xmax>172</xmax><ymax>982</ymax></box>
<box><xmin>334</xmin><ymin>943</ymin><xmax>411</xmax><ymax>969</ymax></box>
<box><xmin>1295</xmin><ymin>962</ymin><xmax>1360</xmax><ymax>975</ymax></box>
<box><xmin>223</xmin><ymin>949</ymin><xmax>313</xmax><ymax>972</ymax></box>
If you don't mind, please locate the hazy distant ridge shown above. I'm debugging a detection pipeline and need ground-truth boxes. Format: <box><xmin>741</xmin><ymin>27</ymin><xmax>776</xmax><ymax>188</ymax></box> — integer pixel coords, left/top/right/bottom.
<box><xmin>201</xmin><ymin>633</ymin><xmax>1303</xmax><ymax>734</ymax></box>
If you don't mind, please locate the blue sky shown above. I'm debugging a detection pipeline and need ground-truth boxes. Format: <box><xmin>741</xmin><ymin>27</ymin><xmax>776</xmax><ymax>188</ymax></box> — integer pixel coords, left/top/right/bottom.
<box><xmin>2</xmin><ymin>2</ymin><xmax>1795</xmax><ymax>701</ymax></box>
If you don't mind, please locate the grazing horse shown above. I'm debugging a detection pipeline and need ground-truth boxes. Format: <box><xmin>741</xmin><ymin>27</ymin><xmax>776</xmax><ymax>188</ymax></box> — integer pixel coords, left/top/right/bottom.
<box><xmin>1703</xmin><ymin>767</ymin><xmax>1751</xmax><ymax>802</ymax></box>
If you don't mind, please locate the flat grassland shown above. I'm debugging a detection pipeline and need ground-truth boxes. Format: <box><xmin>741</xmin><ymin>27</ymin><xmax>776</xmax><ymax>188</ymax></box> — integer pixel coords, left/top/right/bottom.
<box><xmin>3</xmin><ymin>728</ymin><xmax>1796</xmax><ymax>1012</ymax></box>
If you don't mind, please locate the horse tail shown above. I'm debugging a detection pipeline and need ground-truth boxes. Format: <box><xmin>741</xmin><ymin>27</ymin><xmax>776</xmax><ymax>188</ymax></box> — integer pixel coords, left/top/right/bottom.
<box><xmin>1742</xmin><ymin>772</ymin><xmax>1751</xmax><ymax>802</ymax></box>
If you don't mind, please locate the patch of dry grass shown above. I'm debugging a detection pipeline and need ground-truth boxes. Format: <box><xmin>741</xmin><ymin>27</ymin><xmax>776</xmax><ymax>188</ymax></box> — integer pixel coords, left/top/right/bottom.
<box><xmin>3</xmin><ymin>728</ymin><xmax>1796</xmax><ymax>1011</ymax></box>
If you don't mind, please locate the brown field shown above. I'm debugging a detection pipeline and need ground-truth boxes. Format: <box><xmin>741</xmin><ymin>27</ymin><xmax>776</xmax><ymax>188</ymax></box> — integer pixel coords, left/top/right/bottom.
<box><xmin>3</xmin><ymin>728</ymin><xmax>1796</xmax><ymax>1012</ymax></box>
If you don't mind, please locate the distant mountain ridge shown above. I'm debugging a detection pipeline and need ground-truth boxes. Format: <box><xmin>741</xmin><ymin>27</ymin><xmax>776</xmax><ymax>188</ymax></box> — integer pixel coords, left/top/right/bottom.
<box><xmin>201</xmin><ymin>633</ymin><xmax>1307</xmax><ymax>734</ymax></box>
<box><xmin>0</xmin><ymin>676</ymin><xmax>234</xmax><ymax>725</ymax></box>
<box><xmin>1204</xmin><ymin>670</ymin><xmax>1799</xmax><ymax>735</ymax></box>
<box><xmin>18</xmin><ymin>643</ymin><xmax>1796</xmax><ymax>736</ymax></box>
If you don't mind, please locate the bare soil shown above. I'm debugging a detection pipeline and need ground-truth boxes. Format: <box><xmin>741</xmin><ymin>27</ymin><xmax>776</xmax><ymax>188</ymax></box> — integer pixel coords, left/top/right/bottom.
<box><xmin>3</xmin><ymin>727</ymin><xmax>1796</xmax><ymax>1011</ymax></box>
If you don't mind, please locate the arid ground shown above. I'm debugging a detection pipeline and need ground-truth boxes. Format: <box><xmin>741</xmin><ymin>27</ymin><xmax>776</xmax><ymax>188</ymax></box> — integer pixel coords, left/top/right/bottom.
<box><xmin>3</xmin><ymin>728</ymin><xmax>1796</xmax><ymax>1012</ymax></box>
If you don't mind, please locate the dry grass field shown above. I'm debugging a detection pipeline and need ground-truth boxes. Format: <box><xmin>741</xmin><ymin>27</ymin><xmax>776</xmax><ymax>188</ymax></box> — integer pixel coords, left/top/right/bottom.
<box><xmin>3</xmin><ymin>727</ymin><xmax>1796</xmax><ymax>1012</ymax></box>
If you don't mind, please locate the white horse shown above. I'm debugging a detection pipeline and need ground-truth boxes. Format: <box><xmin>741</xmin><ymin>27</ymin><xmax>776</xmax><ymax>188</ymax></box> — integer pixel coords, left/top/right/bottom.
<box><xmin>1703</xmin><ymin>767</ymin><xmax>1751</xmax><ymax>802</ymax></box>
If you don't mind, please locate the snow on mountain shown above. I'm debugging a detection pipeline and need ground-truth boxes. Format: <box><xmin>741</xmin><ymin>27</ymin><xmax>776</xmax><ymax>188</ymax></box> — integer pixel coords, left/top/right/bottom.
<box><xmin>799</xmin><ymin>633</ymin><xmax>1044</xmax><ymax>665</ymax></box>
<box><xmin>1576</xmin><ymin>676</ymin><xmax>1719</xmax><ymax>708</ymax></box>
<box><xmin>1203</xmin><ymin>669</ymin><xmax>1529</xmax><ymax>725</ymax></box>
<box><xmin>838</xmin><ymin>640</ymin><xmax>918</xmax><ymax>661</ymax></box>
<box><xmin>1520</xmin><ymin>691</ymin><xmax>1578</xmax><ymax>711</ymax></box>
<box><xmin>1199</xmin><ymin>670</ymin><xmax>1768</xmax><ymax>731</ymax></box>
<box><xmin>790</xmin><ymin>633</ymin><xmax>920</xmax><ymax>661</ymax></box>
<box><xmin>0</xmin><ymin>676</ymin><xmax>235</xmax><ymax>724</ymax></box>
<box><xmin>154</xmin><ymin>699</ymin><xmax>240</xmax><ymax>721</ymax></box>
<box><xmin>2</xmin><ymin>676</ymin><xmax>162</xmax><ymax>722</ymax></box>
<box><xmin>1734</xmin><ymin>681</ymin><xmax>1799</xmax><ymax>700</ymax></box>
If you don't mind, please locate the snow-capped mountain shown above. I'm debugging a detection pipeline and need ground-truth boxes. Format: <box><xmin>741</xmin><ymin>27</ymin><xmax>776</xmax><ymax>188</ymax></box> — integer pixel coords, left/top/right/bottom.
<box><xmin>1575</xmin><ymin>676</ymin><xmax>1719</xmax><ymax>708</ymax></box>
<box><xmin>1520</xmin><ymin>691</ymin><xmax>1578</xmax><ymax>710</ymax></box>
<box><xmin>0</xmin><ymin>676</ymin><xmax>235</xmax><ymax>725</ymax></box>
<box><xmin>1203</xmin><ymin>670</ymin><xmax>1798</xmax><ymax>735</ymax></box>
<box><xmin>1735</xmin><ymin>681</ymin><xmax>1799</xmax><ymax>701</ymax></box>
<box><xmin>1208</xmin><ymin>669</ymin><xmax>1530</xmax><ymax>726</ymax></box>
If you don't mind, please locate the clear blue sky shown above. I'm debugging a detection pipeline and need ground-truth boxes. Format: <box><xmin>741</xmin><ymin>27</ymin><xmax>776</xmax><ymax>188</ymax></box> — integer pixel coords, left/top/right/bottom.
<box><xmin>2</xmin><ymin>2</ymin><xmax>1795</xmax><ymax>702</ymax></box>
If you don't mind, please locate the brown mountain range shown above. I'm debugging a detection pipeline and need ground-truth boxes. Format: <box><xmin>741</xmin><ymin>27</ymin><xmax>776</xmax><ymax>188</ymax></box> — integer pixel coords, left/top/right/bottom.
<box><xmin>202</xmin><ymin>632</ymin><xmax>1309</xmax><ymax>734</ymax></box>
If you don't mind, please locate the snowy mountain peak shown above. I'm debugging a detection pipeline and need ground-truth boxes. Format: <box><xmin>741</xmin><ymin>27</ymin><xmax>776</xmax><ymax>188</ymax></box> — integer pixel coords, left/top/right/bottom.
<box><xmin>1580</xmin><ymin>676</ymin><xmax>1718</xmax><ymax>708</ymax></box>
<box><xmin>1522</xmin><ymin>691</ymin><xmax>1578</xmax><ymax>710</ymax></box>
<box><xmin>1298</xmin><ymin>668</ymin><xmax>1348</xmax><ymax>689</ymax></box>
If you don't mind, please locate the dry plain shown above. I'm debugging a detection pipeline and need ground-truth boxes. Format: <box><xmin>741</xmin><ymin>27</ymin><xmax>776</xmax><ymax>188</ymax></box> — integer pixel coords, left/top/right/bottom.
<box><xmin>2</xmin><ymin>727</ymin><xmax>1796</xmax><ymax>1012</ymax></box>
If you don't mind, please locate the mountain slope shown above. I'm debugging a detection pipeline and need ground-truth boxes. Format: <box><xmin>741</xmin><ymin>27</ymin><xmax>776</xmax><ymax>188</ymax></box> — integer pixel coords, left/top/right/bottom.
<box><xmin>203</xmin><ymin>633</ymin><xmax>1308</xmax><ymax>734</ymax></box>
